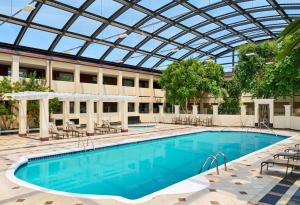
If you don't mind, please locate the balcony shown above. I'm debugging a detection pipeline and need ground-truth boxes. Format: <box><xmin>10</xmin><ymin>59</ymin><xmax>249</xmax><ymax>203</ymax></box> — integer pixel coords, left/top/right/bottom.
<box><xmin>122</xmin><ymin>86</ymin><xmax>136</xmax><ymax>96</ymax></box>
<box><xmin>52</xmin><ymin>80</ymin><xmax>75</xmax><ymax>93</ymax></box>
<box><xmin>154</xmin><ymin>89</ymin><xmax>164</xmax><ymax>98</ymax></box>
<box><xmin>80</xmin><ymin>83</ymin><xmax>99</xmax><ymax>94</ymax></box>
<box><xmin>102</xmin><ymin>85</ymin><xmax>119</xmax><ymax>95</ymax></box>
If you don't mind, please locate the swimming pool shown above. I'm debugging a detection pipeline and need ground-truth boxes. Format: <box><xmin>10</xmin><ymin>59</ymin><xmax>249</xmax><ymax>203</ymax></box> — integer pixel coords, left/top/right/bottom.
<box><xmin>13</xmin><ymin>131</ymin><xmax>285</xmax><ymax>201</ymax></box>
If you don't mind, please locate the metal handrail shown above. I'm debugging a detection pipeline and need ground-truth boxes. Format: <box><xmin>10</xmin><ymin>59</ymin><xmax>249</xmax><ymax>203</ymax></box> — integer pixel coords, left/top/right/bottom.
<box><xmin>86</xmin><ymin>135</ymin><xmax>95</xmax><ymax>150</ymax></box>
<box><xmin>199</xmin><ymin>155</ymin><xmax>219</xmax><ymax>174</ymax></box>
<box><xmin>78</xmin><ymin>135</ymin><xmax>86</xmax><ymax>151</ymax></box>
<box><xmin>260</xmin><ymin>120</ymin><xmax>278</xmax><ymax>136</ymax></box>
<box><xmin>215</xmin><ymin>152</ymin><xmax>227</xmax><ymax>171</ymax></box>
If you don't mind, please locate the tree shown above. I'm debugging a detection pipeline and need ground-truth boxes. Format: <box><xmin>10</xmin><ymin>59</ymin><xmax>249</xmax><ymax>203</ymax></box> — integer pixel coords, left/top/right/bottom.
<box><xmin>219</xmin><ymin>79</ymin><xmax>241</xmax><ymax>115</ymax></box>
<box><xmin>159</xmin><ymin>58</ymin><xmax>224</xmax><ymax>113</ymax></box>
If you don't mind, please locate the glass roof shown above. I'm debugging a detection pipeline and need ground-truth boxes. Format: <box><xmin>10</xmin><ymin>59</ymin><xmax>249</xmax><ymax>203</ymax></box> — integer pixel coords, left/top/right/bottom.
<box><xmin>0</xmin><ymin>0</ymin><xmax>298</xmax><ymax>72</ymax></box>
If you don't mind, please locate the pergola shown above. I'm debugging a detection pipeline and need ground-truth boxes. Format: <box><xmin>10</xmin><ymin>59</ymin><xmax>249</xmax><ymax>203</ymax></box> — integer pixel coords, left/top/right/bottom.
<box><xmin>4</xmin><ymin>91</ymin><xmax>135</xmax><ymax>141</ymax></box>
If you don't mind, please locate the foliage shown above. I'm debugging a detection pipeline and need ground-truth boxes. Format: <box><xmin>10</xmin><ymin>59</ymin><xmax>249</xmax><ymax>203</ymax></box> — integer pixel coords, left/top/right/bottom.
<box><xmin>218</xmin><ymin>79</ymin><xmax>241</xmax><ymax>115</ymax></box>
<box><xmin>0</xmin><ymin>72</ymin><xmax>58</xmax><ymax>129</ymax></box>
<box><xmin>159</xmin><ymin>58</ymin><xmax>224</xmax><ymax>113</ymax></box>
<box><xmin>277</xmin><ymin>17</ymin><xmax>300</xmax><ymax>60</ymax></box>
<box><xmin>234</xmin><ymin>41</ymin><xmax>278</xmax><ymax>98</ymax></box>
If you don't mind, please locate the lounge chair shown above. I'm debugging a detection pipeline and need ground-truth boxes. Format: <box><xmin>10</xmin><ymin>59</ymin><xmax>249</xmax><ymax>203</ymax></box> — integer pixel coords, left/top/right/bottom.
<box><xmin>49</xmin><ymin>122</ymin><xmax>66</xmax><ymax>139</ymax></box>
<box><xmin>102</xmin><ymin>120</ymin><xmax>122</xmax><ymax>133</ymax></box>
<box><xmin>66</xmin><ymin>121</ymin><xmax>86</xmax><ymax>137</ymax></box>
<box><xmin>260</xmin><ymin>154</ymin><xmax>300</xmax><ymax>176</ymax></box>
<box><xmin>94</xmin><ymin>122</ymin><xmax>109</xmax><ymax>134</ymax></box>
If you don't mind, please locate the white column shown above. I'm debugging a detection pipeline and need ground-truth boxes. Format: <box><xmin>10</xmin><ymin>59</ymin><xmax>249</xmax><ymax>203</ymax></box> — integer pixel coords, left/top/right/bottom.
<box><xmin>39</xmin><ymin>98</ymin><xmax>49</xmax><ymax>141</ymax></box>
<box><xmin>269</xmin><ymin>101</ymin><xmax>274</xmax><ymax>125</ymax></box>
<box><xmin>97</xmin><ymin>101</ymin><xmax>103</xmax><ymax>124</ymax></box>
<box><xmin>254</xmin><ymin>101</ymin><xmax>259</xmax><ymax>126</ymax></box>
<box><xmin>11</xmin><ymin>55</ymin><xmax>20</xmax><ymax>82</ymax></box>
<box><xmin>121</xmin><ymin>101</ymin><xmax>128</xmax><ymax>132</ymax></box>
<box><xmin>46</xmin><ymin>60</ymin><xmax>52</xmax><ymax>87</ymax></box>
<box><xmin>18</xmin><ymin>100</ymin><xmax>27</xmax><ymax>137</ymax></box>
<box><xmin>86</xmin><ymin>100</ymin><xmax>94</xmax><ymax>135</ymax></box>
<box><xmin>212</xmin><ymin>105</ymin><xmax>218</xmax><ymax>126</ymax></box>
<box><xmin>174</xmin><ymin>105</ymin><xmax>180</xmax><ymax>117</ymax></box>
<box><xmin>192</xmin><ymin>105</ymin><xmax>198</xmax><ymax>116</ymax></box>
<box><xmin>134</xmin><ymin>74</ymin><xmax>139</xmax><ymax>97</ymax></box>
<box><xmin>284</xmin><ymin>105</ymin><xmax>291</xmax><ymax>129</ymax></box>
<box><xmin>159</xmin><ymin>105</ymin><xmax>164</xmax><ymax>123</ymax></box>
<box><xmin>98</xmin><ymin>68</ymin><xmax>103</xmax><ymax>95</ymax></box>
<box><xmin>241</xmin><ymin>105</ymin><xmax>247</xmax><ymax>127</ymax></box>
<box><xmin>63</xmin><ymin>101</ymin><xmax>69</xmax><ymax>129</ymax></box>
<box><xmin>118</xmin><ymin>71</ymin><xmax>123</xmax><ymax>95</ymax></box>
<box><xmin>75</xmin><ymin>65</ymin><xmax>80</xmax><ymax>93</ymax></box>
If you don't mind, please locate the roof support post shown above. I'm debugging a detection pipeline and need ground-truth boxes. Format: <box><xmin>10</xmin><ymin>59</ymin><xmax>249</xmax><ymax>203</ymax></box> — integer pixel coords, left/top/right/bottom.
<box><xmin>121</xmin><ymin>101</ymin><xmax>128</xmax><ymax>132</ymax></box>
<box><xmin>11</xmin><ymin>55</ymin><xmax>20</xmax><ymax>82</ymax></box>
<box><xmin>39</xmin><ymin>98</ymin><xmax>49</xmax><ymax>141</ymax></box>
<box><xmin>18</xmin><ymin>99</ymin><xmax>27</xmax><ymax>137</ymax></box>
<box><xmin>87</xmin><ymin>100</ymin><xmax>95</xmax><ymax>136</ymax></box>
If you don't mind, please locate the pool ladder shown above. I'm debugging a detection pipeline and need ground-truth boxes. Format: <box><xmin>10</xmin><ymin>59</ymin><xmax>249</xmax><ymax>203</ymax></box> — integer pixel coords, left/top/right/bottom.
<box><xmin>198</xmin><ymin>152</ymin><xmax>227</xmax><ymax>175</ymax></box>
<box><xmin>78</xmin><ymin>135</ymin><xmax>95</xmax><ymax>151</ymax></box>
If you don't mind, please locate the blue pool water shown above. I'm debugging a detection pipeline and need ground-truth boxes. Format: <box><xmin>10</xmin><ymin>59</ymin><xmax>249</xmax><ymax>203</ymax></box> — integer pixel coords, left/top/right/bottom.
<box><xmin>15</xmin><ymin>131</ymin><xmax>285</xmax><ymax>200</ymax></box>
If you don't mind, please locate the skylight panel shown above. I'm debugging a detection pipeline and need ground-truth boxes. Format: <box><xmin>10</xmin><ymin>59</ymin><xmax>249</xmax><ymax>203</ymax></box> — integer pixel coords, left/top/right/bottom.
<box><xmin>158</xmin><ymin>44</ymin><xmax>177</xmax><ymax>55</ymax></box>
<box><xmin>162</xmin><ymin>5</ymin><xmax>190</xmax><ymax>19</ymax></box>
<box><xmin>211</xmin><ymin>47</ymin><xmax>227</xmax><ymax>55</ymax></box>
<box><xmin>188</xmin><ymin>39</ymin><xmax>209</xmax><ymax>48</ymax></box>
<box><xmin>180</xmin><ymin>15</ymin><xmax>206</xmax><ymax>27</ymax></box>
<box><xmin>140</xmin><ymin>39</ymin><xmax>163</xmax><ymax>51</ymax></box>
<box><xmin>238</xmin><ymin>0</ymin><xmax>269</xmax><ymax>9</ymax></box>
<box><xmin>196</xmin><ymin>23</ymin><xmax>219</xmax><ymax>33</ymax></box>
<box><xmin>97</xmin><ymin>25</ymin><xmax>126</xmax><ymax>42</ymax></box>
<box><xmin>251</xmin><ymin>10</ymin><xmax>279</xmax><ymax>18</ymax></box>
<box><xmin>20</xmin><ymin>28</ymin><xmax>57</xmax><ymax>50</ymax></box>
<box><xmin>0</xmin><ymin>22</ymin><xmax>21</xmax><ymax>44</ymax></box>
<box><xmin>124</xmin><ymin>53</ymin><xmax>145</xmax><ymax>66</ymax></box>
<box><xmin>209</xmin><ymin>30</ymin><xmax>231</xmax><ymax>39</ymax></box>
<box><xmin>158</xmin><ymin>26</ymin><xmax>183</xmax><ymax>38</ymax></box>
<box><xmin>216</xmin><ymin>56</ymin><xmax>232</xmax><ymax>64</ymax></box>
<box><xmin>270</xmin><ymin>28</ymin><xmax>284</xmax><ymax>33</ymax></box>
<box><xmin>68</xmin><ymin>16</ymin><xmax>101</xmax><ymax>36</ymax></box>
<box><xmin>86</xmin><ymin>0</ymin><xmax>123</xmax><ymax>18</ymax></box>
<box><xmin>233</xmin><ymin>23</ymin><xmax>257</xmax><ymax>31</ymax></box>
<box><xmin>54</xmin><ymin>36</ymin><xmax>85</xmax><ymax>55</ymax></box>
<box><xmin>33</xmin><ymin>5</ymin><xmax>72</xmax><ymax>29</ymax></box>
<box><xmin>185</xmin><ymin>52</ymin><xmax>201</xmax><ymax>59</ymax></box>
<box><xmin>115</xmin><ymin>8</ymin><xmax>146</xmax><ymax>26</ymax></box>
<box><xmin>138</xmin><ymin>0</ymin><xmax>172</xmax><ymax>11</ymax></box>
<box><xmin>231</xmin><ymin>40</ymin><xmax>247</xmax><ymax>47</ymax></box>
<box><xmin>188</xmin><ymin>0</ymin><xmax>222</xmax><ymax>9</ymax></box>
<box><xmin>0</xmin><ymin>0</ymin><xmax>32</xmax><ymax>20</ymax></box>
<box><xmin>244</xmin><ymin>30</ymin><xmax>265</xmax><ymax>37</ymax></box>
<box><xmin>81</xmin><ymin>43</ymin><xmax>109</xmax><ymax>59</ymax></box>
<box><xmin>55</xmin><ymin>0</ymin><xmax>85</xmax><ymax>8</ymax></box>
<box><xmin>206</xmin><ymin>6</ymin><xmax>235</xmax><ymax>17</ymax></box>
<box><xmin>260</xmin><ymin>19</ymin><xmax>287</xmax><ymax>26</ymax></box>
<box><xmin>221</xmin><ymin>15</ymin><xmax>247</xmax><ymax>24</ymax></box>
<box><xmin>142</xmin><ymin>57</ymin><xmax>161</xmax><ymax>68</ymax></box>
<box><xmin>201</xmin><ymin>43</ymin><xmax>218</xmax><ymax>52</ymax></box>
<box><xmin>120</xmin><ymin>33</ymin><xmax>146</xmax><ymax>47</ymax></box>
<box><xmin>171</xmin><ymin>48</ymin><xmax>189</xmax><ymax>58</ymax></box>
<box><xmin>140</xmin><ymin>18</ymin><xmax>167</xmax><ymax>33</ymax></box>
<box><xmin>175</xmin><ymin>33</ymin><xmax>197</xmax><ymax>44</ymax></box>
<box><xmin>221</xmin><ymin>36</ymin><xmax>240</xmax><ymax>43</ymax></box>
<box><xmin>252</xmin><ymin>36</ymin><xmax>272</xmax><ymax>41</ymax></box>
<box><xmin>285</xmin><ymin>9</ymin><xmax>300</xmax><ymax>15</ymax></box>
<box><xmin>105</xmin><ymin>48</ymin><xmax>129</xmax><ymax>62</ymax></box>
<box><xmin>155</xmin><ymin>60</ymin><xmax>173</xmax><ymax>70</ymax></box>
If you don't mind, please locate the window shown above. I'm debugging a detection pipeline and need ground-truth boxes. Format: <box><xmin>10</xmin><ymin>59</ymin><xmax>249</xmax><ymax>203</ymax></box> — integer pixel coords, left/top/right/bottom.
<box><xmin>139</xmin><ymin>80</ymin><xmax>149</xmax><ymax>88</ymax></box>
<box><xmin>80</xmin><ymin>102</ymin><xmax>86</xmax><ymax>113</ymax></box>
<box><xmin>128</xmin><ymin>103</ymin><xmax>135</xmax><ymax>112</ymax></box>
<box><xmin>103</xmin><ymin>102</ymin><xmax>118</xmax><ymax>113</ymax></box>
<box><xmin>52</xmin><ymin>101</ymin><xmax>63</xmax><ymax>114</ymax></box>
<box><xmin>122</xmin><ymin>78</ymin><xmax>134</xmax><ymax>87</ymax></box>
<box><xmin>0</xmin><ymin>64</ymin><xmax>11</xmax><ymax>76</ymax></box>
<box><xmin>139</xmin><ymin>103</ymin><xmax>150</xmax><ymax>113</ymax></box>
<box><xmin>153</xmin><ymin>103</ymin><xmax>162</xmax><ymax>113</ymax></box>
<box><xmin>80</xmin><ymin>73</ymin><xmax>97</xmax><ymax>84</ymax></box>
<box><xmin>19</xmin><ymin>67</ymin><xmax>45</xmax><ymax>79</ymax></box>
<box><xmin>103</xmin><ymin>76</ymin><xmax>117</xmax><ymax>85</ymax></box>
<box><xmin>53</xmin><ymin>70</ymin><xmax>74</xmax><ymax>82</ymax></box>
<box><xmin>94</xmin><ymin>102</ymin><xmax>97</xmax><ymax>113</ymax></box>
<box><xmin>153</xmin><ymin>81</ymin><xmax>161</xmax><ymax>89</ymax></box>
<box><xmin>69</xmin><ymin>101</ymin><xmax>75</xmax><ymax>113</ymax></box>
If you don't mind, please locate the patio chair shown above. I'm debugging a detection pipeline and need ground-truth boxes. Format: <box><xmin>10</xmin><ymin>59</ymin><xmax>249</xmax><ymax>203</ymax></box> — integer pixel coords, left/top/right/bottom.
<box><xmin>102</xmin><ymin>120</ymin><xmax>122</xmax><ymax>133</ymax></box>
<box><xmin>66</xmin><ymin>121</ymin><xmax>86</xmax><ymax>137</ymax></box>
<box><xmin>49</xmin><ymin>122</ymin><xmax>66</xmax><ymax>139</ymax></box>
<box><xmin>260</xmin><ymin>154</ymin><xmax>300</xmax><ymax>176</ymax></box>
<box><xmin>94</xmin><ymin>122</ymin><xmax>109</xmax><ymax>134</ymax></box>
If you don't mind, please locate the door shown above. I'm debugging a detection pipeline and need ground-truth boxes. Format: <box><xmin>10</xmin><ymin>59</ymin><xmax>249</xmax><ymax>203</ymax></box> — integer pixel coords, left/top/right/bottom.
<box><xmin>259</xmin><ymin>104</ymin><xmax>270</xmax><ymax>126</ymax></box>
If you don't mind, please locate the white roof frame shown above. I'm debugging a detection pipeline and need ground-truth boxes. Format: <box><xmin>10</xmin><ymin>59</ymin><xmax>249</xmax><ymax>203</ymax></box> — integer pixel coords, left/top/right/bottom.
<box><xmin>4</xmin><ymin>91</ymin><xmax>136</xmax><ymax>102</ymax></box>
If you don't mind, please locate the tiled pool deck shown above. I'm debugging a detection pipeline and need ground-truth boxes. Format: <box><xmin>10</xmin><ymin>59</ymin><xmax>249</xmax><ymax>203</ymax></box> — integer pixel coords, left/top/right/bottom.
<box><xmin>0</xmin><ymin>124</ymin><xmax>299</xmax><ymax>205</ymax></box>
